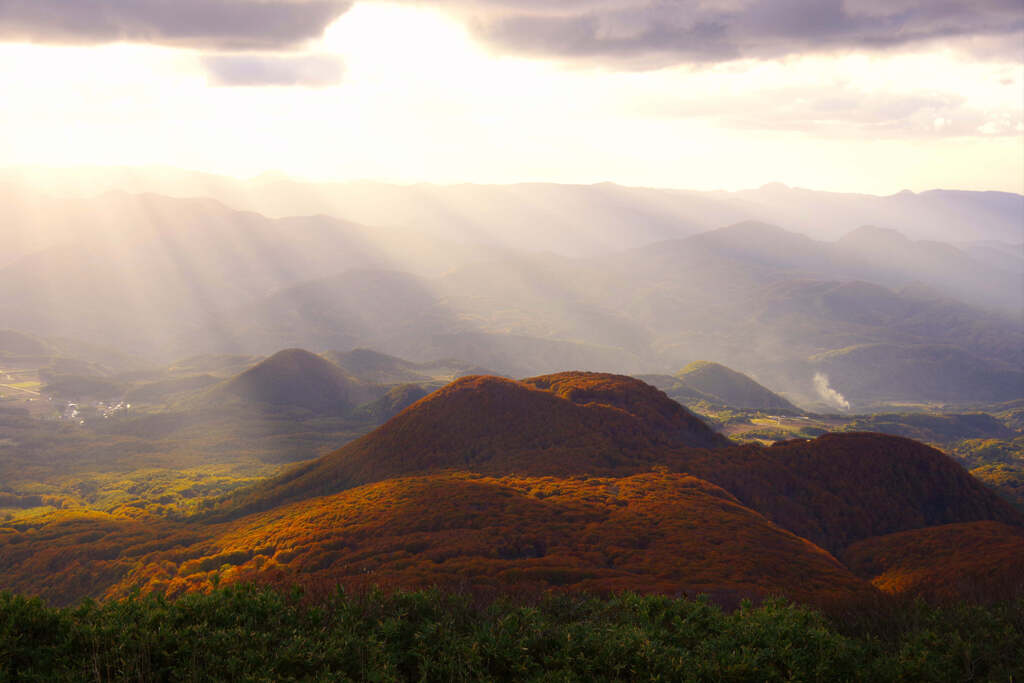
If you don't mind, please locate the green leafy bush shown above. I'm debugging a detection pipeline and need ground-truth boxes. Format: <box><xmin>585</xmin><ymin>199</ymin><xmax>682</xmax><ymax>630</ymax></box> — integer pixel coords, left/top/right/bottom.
<box><xmin>1</xmin><ymin>585</ymin><xmax>1021</xmax><ymax>681</ymax></box>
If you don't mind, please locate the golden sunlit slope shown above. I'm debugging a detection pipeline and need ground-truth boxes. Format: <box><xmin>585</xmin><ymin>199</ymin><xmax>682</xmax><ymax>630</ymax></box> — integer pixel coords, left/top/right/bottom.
<box><xmin>110</xmin><ymin>472</ymin><xmax>872</xmax><ymax>607</ymax></box>
<box><xmin>842</xmin><ymin>521</ymin><xmax>1024</xmax><ymax>601</ymax></box>
<box><xmin>219</xmin><ymin>373</ymin><xmax>729</xmax><ymax>515</ymax></box>
<box><xmin>0</xmin><ymin>510</ymin><xmax>194</xmax><ymax>604</ymax></box>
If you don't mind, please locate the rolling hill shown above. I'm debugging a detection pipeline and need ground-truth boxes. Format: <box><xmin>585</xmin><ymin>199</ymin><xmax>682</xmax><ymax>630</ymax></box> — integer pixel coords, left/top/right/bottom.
<box><xmin>208</xmin><ymin>348</ymin><xmax>382</xmax><ymax>414</ymax></box>
<box><xmin>225</xmin><ymin>372</ymin><xmax>730</xmax><ymax>515</ymax></box>
<box><xmin>1</xmin><ymin>370</ymin><xmax>1021</xmax><ymax>608</ymax></box>
<box><xmin>220</xmin><ymin>373</ymin><xmax>1021</xmax><ymax>557</ymax></box>
<box><xmin>842</xmin><ymin>521</ymin><xmax>1024</xmax><ymax>601</ymax></box>
<box><xmin>643</xmin><ymin>361</ymin><xmax>799</xmax><ymax>412</ymax></box>
<box><xmin>676</xmin><ymin>433</ymin><xmax>1023</xmax><ymax>554</ymax></box>
<box><xmin>122</xmin><ymin>472</ymin><xmax>874</xmax><ymax>606</ymax></box>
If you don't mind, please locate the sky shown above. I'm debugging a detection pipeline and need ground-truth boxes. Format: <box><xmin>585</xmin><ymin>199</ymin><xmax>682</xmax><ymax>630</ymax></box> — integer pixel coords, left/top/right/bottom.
<box><xmin>0</xmin><ymin>0</ymin><xmax>1021</xmax><ymax>194</ymax></box>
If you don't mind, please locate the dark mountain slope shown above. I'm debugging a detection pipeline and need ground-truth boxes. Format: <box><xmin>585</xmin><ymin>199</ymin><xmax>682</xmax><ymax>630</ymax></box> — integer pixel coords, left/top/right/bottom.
<box><xmin>355</xmin><ymin>383</ymin><xmax>431</xmax><ymax>422</ymax></box>
<box><xmin>323</xmin><ymin>348</ymin><xmax>432</xmax><ymax>385</ymax></box>
<box><xmin>221</xmin><ymin>373</ymin><xmax>728</xmax><ymax>515</ymax></box>
<box><xmin>841</xmin><ymin>521</ymin><xmax>1024</xmax><ymax>601</ymax></box>
<box><xmin>678</xmin><ymin>433</ymin><xmax>1024</xmax><ymax>554</ymax></box>
<box><xmin>324</xmin><ymin>348</ymin><xmax>497</xmax><ymax>385</ymax></box>
<box><xmin>0</xmin><ymin>329</ymin><xmax>55</xmax><ymax>358</ymax></box>
<box><xmin>208</xmin><ymin>348</ymin><xmax>381</xmax><ymax>414</ymax></box>
<box><xmin>811</xmin><ymin>343</ymin><xmax>1024</xmax><ymax>403</ymax></box>
<box><xmin>842</xmin><ymin>413</ymin><xmax>1015</xmax><ymax>445</ymax></box>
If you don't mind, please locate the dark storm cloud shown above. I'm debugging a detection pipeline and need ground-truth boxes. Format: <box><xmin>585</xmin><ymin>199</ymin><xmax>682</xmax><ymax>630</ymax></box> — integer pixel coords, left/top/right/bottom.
<box><xmin>0</xmin><ymin>0</ymin><xmax>352</xmax><ymax>50</ymax></box>
<box><xmin>444</xmin><ymin>0</ymin><xmax>1024</xmax><ymax>65</ymax></box>
<box><xmin>202</xmin><ymin>54</ymin><xmax>344</xmax><ymax>86</ymax></box>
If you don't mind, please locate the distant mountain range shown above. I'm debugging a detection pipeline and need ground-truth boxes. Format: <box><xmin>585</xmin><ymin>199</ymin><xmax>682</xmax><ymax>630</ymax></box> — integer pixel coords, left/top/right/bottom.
<box><xmin>1</xmin><ymin>178</ymin><xmax>1020</xmax><ymax>407</ymax></box>
<box><xmin>6</xmin><ymin>168</ymin><xmax>1022</xmax><ymax>245</ymax></box>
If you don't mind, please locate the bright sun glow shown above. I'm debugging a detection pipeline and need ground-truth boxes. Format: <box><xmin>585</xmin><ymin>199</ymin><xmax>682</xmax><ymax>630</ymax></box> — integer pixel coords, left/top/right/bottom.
<box><xmin>0</xmin><ymin>1</ymin><xmax>1020</xmax><ymax>193</ymax></box>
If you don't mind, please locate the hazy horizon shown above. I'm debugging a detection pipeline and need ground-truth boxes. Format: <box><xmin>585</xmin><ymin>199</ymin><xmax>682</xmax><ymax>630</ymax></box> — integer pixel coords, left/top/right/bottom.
<box><xmin>8</xmin><ymin>162</ymin><xmax>1024</xmax><ymax>200</ymax></box>
<box><xmin>5</xmin><ymin>162</ymin><xmax>1024</xmax><ymax>198</ymax></box>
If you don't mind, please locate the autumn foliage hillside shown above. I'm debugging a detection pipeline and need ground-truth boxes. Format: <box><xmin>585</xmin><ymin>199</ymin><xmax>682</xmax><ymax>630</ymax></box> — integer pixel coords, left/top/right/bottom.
<box><xmin>521</xmin><ymin>371</ymin><xmax>731</xmax><ymax>446</ymax></box>
<box><xmin>111</xmin><ymin>472</ymin><xmax>871</xmax><ymax>606</ymax></box>
<box><xmin>1</xmin><ymin>370</ymin><xmax>1022</xmax><ymax>608</ymax></box>
<box><xmin>219</xmin><ymin>373</ymin><xmax>1020</xmax><ymax>561</ymax></box>
<box><xmin>223</xmin><ymin>373</ymin><xmax>728</xmax><ymax>515</ymax></box>
<box><xmin>676</xmin><ymin>433</ymin><xmax>1024</xmax><ymax>554</ymax></box>
<box><xmin>841</xmin><ymin>521</ymin><xmax>1024</xmax><ymax>601</ymax></box>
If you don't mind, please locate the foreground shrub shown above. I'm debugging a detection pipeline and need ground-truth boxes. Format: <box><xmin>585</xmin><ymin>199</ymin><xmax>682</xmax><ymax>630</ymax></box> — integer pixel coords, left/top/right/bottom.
<box><xmin>0</xmin><ymin>585</ymin><xmax>1021</xmax><ymax>681</ymax></box>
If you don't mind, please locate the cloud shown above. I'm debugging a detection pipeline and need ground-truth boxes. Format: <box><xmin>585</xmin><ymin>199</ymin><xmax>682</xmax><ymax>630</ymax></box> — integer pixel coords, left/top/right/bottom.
<box><xmin>0</xmin><ymin>0</ymin><xmax>352</xmax><ymax>50</ymax></box>
<box><xmin>639</xmin><ymin>84</ymin><xmax>1023</xmax><ymax>138</ymax></box>
<box><xmin>2</xmin><ymin>1</ymin><xmax>1017</xmax><ymax>70</ymax></box>
<box><xmin>813</xmin><ymin>372</ymin><xmax>850</xmax><ymax>411</ymax></box>
<box><xmin>434</xmin><ymin>0</ymin><xmax>1024</xmax><ymax>67</ymax></box>
<box><xmin>202</xmin><ymin>54</ymin><xmax>344</xmax><ymax>87</ymax></box>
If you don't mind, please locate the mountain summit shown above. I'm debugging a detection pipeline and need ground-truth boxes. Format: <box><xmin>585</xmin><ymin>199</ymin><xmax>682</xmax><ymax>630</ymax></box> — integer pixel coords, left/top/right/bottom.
<box><xmin>225</xmin><ymin>372</ymin><xmax>729</xmax><ymax>514</ymax></box>
<box><xmin>211</xmin><ymin>348</ymin><xmax>377</xmax><ymax>413</ymax></box>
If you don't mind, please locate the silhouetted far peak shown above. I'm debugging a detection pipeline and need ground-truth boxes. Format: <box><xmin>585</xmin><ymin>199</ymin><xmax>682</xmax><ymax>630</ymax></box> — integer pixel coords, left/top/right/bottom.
<box><xmin>214</xmin><ymin>348</ymin><xmax>370</xmax><ymax>413</ymax></box>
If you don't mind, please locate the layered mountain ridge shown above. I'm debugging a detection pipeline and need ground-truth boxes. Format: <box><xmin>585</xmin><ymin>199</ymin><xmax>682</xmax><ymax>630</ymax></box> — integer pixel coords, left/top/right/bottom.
<box><xmin>2</xmin><ymin>184</ymin><xmax>1021</xmax><ymax>407</ymax></box>
<box><xmin>1</xmin><ymin>369</ymin><xmax>1021</xmax><ymax>606</ymax></box>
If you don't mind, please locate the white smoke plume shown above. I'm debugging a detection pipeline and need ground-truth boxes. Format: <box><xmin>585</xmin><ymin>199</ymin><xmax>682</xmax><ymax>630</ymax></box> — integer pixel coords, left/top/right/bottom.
<box><xmin>813</xmin><ymin>372</ymin><xmax>850</xmax><ymax>411</ymax></box>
